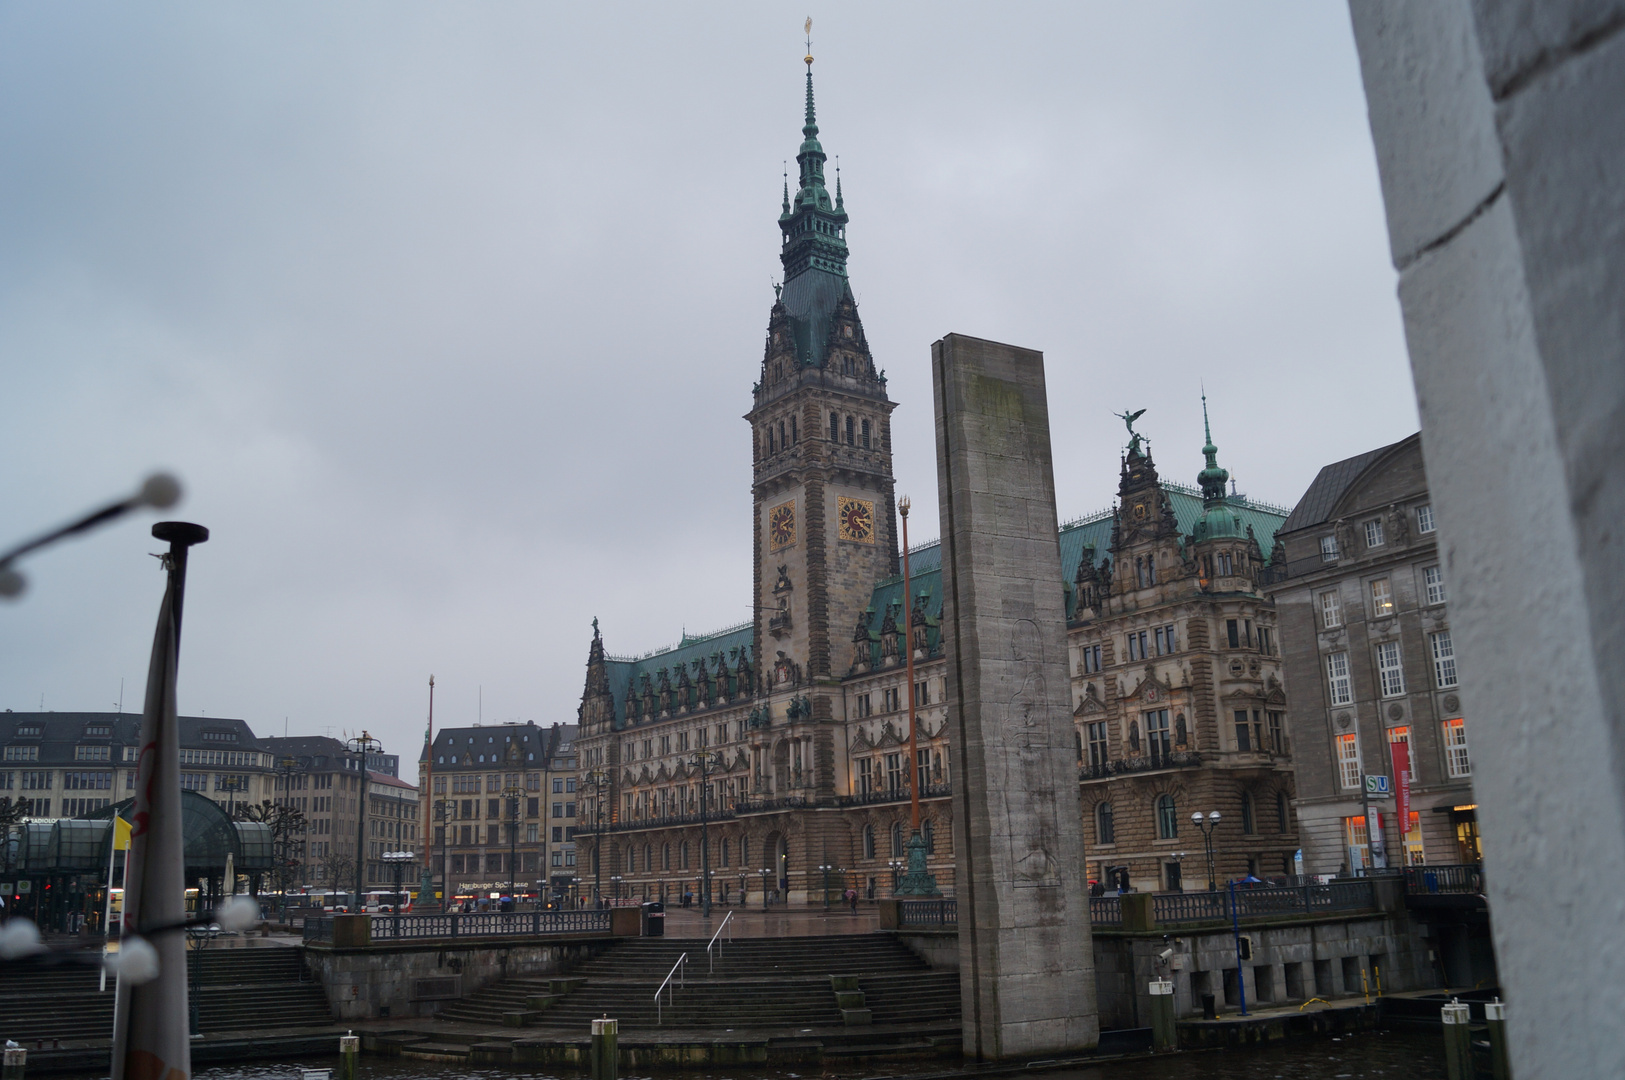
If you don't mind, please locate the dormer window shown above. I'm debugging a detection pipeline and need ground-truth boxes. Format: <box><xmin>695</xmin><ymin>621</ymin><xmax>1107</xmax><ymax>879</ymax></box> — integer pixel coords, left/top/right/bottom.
<box><xmin>85</xmin><ymin>724</ymin><xmax>112</xmax><ymax>737</ymax></box>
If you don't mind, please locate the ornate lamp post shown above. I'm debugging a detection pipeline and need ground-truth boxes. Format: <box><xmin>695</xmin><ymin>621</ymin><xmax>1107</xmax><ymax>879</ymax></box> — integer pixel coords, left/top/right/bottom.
<box><xmin>686</xmin><ymin>750</ymin><xmax>724</xmax><ymax>918</ymax></box>
<box><xmin>894</xmin><ymin>496</ymin><xmax>940</xmax><ymax>897</ymax></box>
<box><xmin>346</xmin><ymin>731</ymin><xmax>383</xmax><ymax>907</ymax></box>
<box><xmin>759</xmin><ymin>867</ymin><xmax>771</xmax><ymax>910</ymax></box>
<box><xmin>818</xmin><ymin>864</ymin><xmax>844</xmax><ymax>910</ymax></box>
<box><xmin>1192</xmin><ymin>810</ymin><xmax>1222</xmax><ymax>891</ymax></box>
<box><xmin>434</xmin><ymin>799</ymin><xmax>451</xmax><ymax>911</ymax></box>
<box><xmin>381</xmin><ymin>849</ymin><xmax>412</xmax><ymax>912</ymax></box>
<box><xmin>610</xmin><ymin>875</ymin><xmax>623</xmax><ymax>903</ymax></box>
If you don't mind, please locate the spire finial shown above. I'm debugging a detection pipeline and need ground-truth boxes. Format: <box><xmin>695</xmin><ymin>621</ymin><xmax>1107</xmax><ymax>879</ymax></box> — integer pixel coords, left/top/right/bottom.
<box><xmin>782</xmin><ymin>161</ymin><xmax>790</xmax><ymax>213</ymax></box>
<box><xmin>835</xmin><ymin>157</ymin><xmax>843</xmax><ymax>208</ymax></box>
<box><xmin>1197</xmin><ymin>388</ymin><xmax>1229</xmax><ymax>503</ymax></box>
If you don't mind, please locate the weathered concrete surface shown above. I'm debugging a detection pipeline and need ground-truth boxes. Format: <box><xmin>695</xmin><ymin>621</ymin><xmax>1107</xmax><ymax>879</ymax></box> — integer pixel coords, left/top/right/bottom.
<box><xmin>932</xmin><ymin>333</ymin><xmax>1097</xmax><ymax>1060</ymax></box>
<box><xmin>1348</xmin><ymin>2</ymin><xmax>1625</xmax><ymax>1076</ymax></box>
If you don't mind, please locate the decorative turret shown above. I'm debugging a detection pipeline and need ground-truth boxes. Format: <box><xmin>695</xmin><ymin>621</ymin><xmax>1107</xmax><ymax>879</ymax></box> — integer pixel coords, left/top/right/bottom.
<box><xmin>577</xmin><ymin>618</ymin><xmax>618</xmax><ymax>732</ymax></box>
<box><xmin>1191</xmin><ymin>394</ymin><xmax>1245</xmax><ymax>544</ymax></box>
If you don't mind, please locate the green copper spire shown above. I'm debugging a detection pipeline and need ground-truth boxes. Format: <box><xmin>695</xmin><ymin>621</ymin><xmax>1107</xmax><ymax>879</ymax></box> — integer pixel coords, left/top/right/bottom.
<box><xmin>1197</xmin><ymin>392</ymin><xmax>1230</xmax><ymax>503</ymax></box>
<box><xmin>778</xmin><ymin>56</ymin><xmax>848</xmax><ymax>286</ymax></box>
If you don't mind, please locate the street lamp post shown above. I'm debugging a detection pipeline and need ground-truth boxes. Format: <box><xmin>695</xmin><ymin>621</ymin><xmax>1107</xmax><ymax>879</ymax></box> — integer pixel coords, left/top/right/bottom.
<box><xmin>346</xmin><ymin>731</ymin><xmax>383</xmax><ymax>909</ymax></box>
<box><xmin>1191</xmin><ymin>810</ymin><xmax>1222</xmax><ymax>891</ymax></box>
<box><xmin>818</xmin><ymin>864</ymin><xmax>842</xmax><ymax>910</ymax></box>
<box><xmin>503</xmin><ymin>782</ymin><xmax>522</xmax><ymax>909</ymax></box>
<box><xmin>894</xmin><ymin>495</ymin><xmax>940</xmax><ymax>897</ymax></box>
<box><xmin>382</xmin><ymin>849</ymin><xmax>412</xmax><ymax>932</ymax></box>
<box><xmin>687</xmin><ymin>751</ymin><xmax>723</xmax><ymax>918</ymax></box>
<box><xmin>610</xmin><ymin>875</ymin><xmax>623</xmax><ymax>903</ymax></box>
<box><xmin>434</xmin><ymin>799</ymin><xmax>451</xmax><ymax>912</ymax></box>
<box><xmin>759</xmin><ymin>868</ymin><xmax>771</xmax><ymax>910</ymax></box>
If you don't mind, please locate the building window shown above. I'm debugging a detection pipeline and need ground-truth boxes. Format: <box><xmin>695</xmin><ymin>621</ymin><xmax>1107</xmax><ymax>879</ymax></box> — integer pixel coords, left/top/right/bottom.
<box><xmin>829</xmin><ymin>412</ymin><xmax>839</xmax><ymax>441</ymax></box>
<box><xmin>1080</xmin><ymin>644</ymin><xmax>1102</xmax><ymax>674</ymax></box>
<box><xmin>885</xmin><ymin>752</ymin><xmax>903</xmax><ymax>794</ymax></box>
<box><xmin>74</xmin><ymin>745</ymin><xmax>111</xmax><ymax>762</ymax></box>
<box><xmin>1215</xmin><ymin>551</ymin><xmax>1233</xmax><ymax>577</ymax></box>
<box><xmin>1096</xmin><ymin>802</ymin><xmax>1115</xmax><ymax>845</ymax></box>
<box><xmin>855</xmin><ymin>693</ymin><xmax>872</xmax><ymax>718</ymax></box>
<box><xmin>863</xmin><ymin>824</ymin><xmax>875</xmax><ymax>860</ymax></box>
<box><xmin>1240</xmin><ymin>793</ymin><xmax>1256</xmax><ymax>835</ymax></box>
<box><xmin>915</xmin><ymin>681</ymin><xmax>930</xmax><ymax>707</ymax></box>
<box><xmin>845</xmin><ymin>415</ymin><xmax>854</xmax><ymax>445</ymax></box>
<box><xmin>791</xmin><ymin>416</ymin><xmax>798</xmax><ymax>444</ymax></box>
<box><xmin>3</xmin><ymin>746</ymin><xmax>38</xmax><ymax>762</ymax></box>
<box><xmin>1337</xmin><ymin>733</ymin><xmax>1362</xmax><ymax>790</ymax></box>
<box><xmin>1443</xmin><ymin>718</ymin><xmax>1472</xmax><ymax>777</ymax></box>
<box><xmin>1276</xmin><ymin>791</ymin><xmax>1289</xmax><ymax>833</ymax></box>
<box><xmin>1376</xmin><ymin>640</ymin><xmax>1406</xmax><ymax>697</ymax></box>
<box><xmin>858</xmin><ymin>757</ymin><xmax>874</xmax><ymax>796</ymax></box>
<box><xmin>1320</xmin><ymin>535</ymin><xmax>1339</xmax><ymax>561</ymax></box>
<box><xmin>553</xmin><ymin>777</ymin><xmax>564</xmax><ymax>793</ymax></box>
<box><xmin>1327</xmin><ymin>652</ymin><xmax>1352</xmax><ymax>705</ymax></box>
<box><xmin>1431</xmin><ymin>631</ymin><xmax>1458</xmax><ymax>688</ymax></box>
<box><xmin>1126</xmin><ymin>630</ymin><xmax>1148</xmax><ymax>661</ymax></box>
<box><xmin>1233</xmin><ymin>709</ymin><xmax>1253</xmax><ymax>752</ymax></box>
<box><xmin>1086</xmin><ymin>721</ymin><xmax>1109</xmax><ymax>767</ymax></box>
<box><xmin>1319</xmin><ymin>590</ymin><xmax>1342</xmax><ymax>628</ymax></box>
<box><xmin>1145</xmin><ymin>710</ymin><xmax>1171</xmax><ymax>765</ymax></box>
<box><xmin>1154</xmin><ymin>624</ymin><xmax>1177</xmax><ymax>655</ymax></box>
<box><xmin>1424</xmin><ymin>565</ymin><xmax>1447</xmax><ymax>606</ymax></box>
<box><xmin>1417</xmin><ymin>504</ymin><xmax>1435</xmax><ymax>534</ymax></box>
<box><xmin>1344</xmin><ymin>815</ymin><xmax>1370</xmax><ymax>870</ymax></box>
<box><xmin>1370</xmin><ymin>578</ymin><xmax>1395</xmax><ymax>618</ymax></box>
<box><xmin>860</xmin><ymin>418</ymin><xmax>870</xmax><ymax>449</ymax></box>
<box><xmin>1226</xmin><ymin>620</ymin><xmax>1240</xmax><ymax>648</ymax></box>
<box><xmin>1365</xmin><ymin>519</ymin><xmax>1385</xmax><ymax>548</ymax></box>
<box><xmin>1155</xmin><ymin>794</ymin><xmax>1178</xmax><ymax>840</ymax></box>
<box><xmin>891</xmin><ymin>822</ymin><xmax>904</xmax><ymax>858</ymax></box>
<box><xmin>1268</xmin><ymin>711</ymin><xmax>1285</xmax><ymax>754</ymax></box>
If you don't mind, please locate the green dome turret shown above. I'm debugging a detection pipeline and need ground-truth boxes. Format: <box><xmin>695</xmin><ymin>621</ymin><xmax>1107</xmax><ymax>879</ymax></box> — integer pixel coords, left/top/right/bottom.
<box><xmin>1192</xmin><ymin>393</ymin><xmax>1244</xmax><ymax>543</ymax></box>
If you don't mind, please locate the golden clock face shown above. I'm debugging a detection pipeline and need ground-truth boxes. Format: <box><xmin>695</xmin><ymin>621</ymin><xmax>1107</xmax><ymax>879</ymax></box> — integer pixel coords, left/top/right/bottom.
<box><xmin>837</xmin><ymin>496</ymin><xmax>875</xmax><ymax>543</ymax></box>
<box><xmin>769</xmin><ymin>501</ymin><xmax>796</xmax><ymax>549</ymax></box>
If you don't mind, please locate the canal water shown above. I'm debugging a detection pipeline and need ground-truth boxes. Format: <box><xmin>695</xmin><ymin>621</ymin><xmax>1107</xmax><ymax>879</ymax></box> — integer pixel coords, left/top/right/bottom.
<box><xmin>172</xmin><ymin>1027</ymin><xmax>1445</xmax><ymax>1080</ymax></box>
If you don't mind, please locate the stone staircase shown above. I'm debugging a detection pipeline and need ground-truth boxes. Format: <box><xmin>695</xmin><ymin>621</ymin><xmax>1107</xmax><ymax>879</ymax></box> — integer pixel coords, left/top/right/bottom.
<box><xmin>0</xmin><ymin>946</ymin><xmax>332</xmax><ymax>1044</ymax></box>
<box><xmin>437</xmin><ymin>934</ymin><xmax>959</xmax><ymax>1032</ymax></box>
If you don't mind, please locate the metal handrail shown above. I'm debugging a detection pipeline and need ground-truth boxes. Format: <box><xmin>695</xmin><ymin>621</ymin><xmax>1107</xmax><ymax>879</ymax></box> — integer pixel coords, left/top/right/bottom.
<box><xmin>707</xmin><ymin>910</ymin><xmax>733</xmax><ymax>973</ymax></box>
<box><xmin>654</xmin><ymin>952</ymin><xmax>687</xmax><ymax>1026</ymax></box>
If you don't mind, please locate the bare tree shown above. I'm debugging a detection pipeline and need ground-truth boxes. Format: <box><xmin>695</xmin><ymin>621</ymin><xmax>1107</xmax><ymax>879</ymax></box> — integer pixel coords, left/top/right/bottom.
<box><xmin>235</xmin><ymin>800</ymin><xmax>307</xmax><ymax>899</ymax></box>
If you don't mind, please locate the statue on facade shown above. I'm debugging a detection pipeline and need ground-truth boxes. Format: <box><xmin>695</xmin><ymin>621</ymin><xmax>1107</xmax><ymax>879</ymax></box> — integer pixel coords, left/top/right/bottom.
<box><xmin>1115</xmin><ymin>408</ymin><xmax>1148</xmax><ymax>457</ymax></box>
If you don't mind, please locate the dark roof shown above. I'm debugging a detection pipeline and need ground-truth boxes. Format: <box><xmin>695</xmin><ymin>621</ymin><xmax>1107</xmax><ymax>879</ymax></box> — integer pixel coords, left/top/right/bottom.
<box><xmin>0</xmin><ymin>712</ymin><xmax>263</xmax><ymax>764</ymax></box>
<box><xmin>261</xmin><ymin>735</ymin><xmax>352</xmax><ymax>769</ymax></box>
<box><xmin>428</xmin><ymin>721</ymin><xmax>549</xmax><ymax>767</ymax></box>
<box><xmin>602</xmin><ymin>623</ymin><xmax>754</xmax><ymax>725</ymax></box>
<box><xmin>1278</xmin><ymin>434</ymin><xmax>1417</xmax><ymax>535</ymax></box>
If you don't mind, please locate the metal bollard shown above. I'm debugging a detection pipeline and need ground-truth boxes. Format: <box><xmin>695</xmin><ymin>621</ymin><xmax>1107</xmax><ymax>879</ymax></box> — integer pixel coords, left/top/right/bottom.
<box><xmin>1485</xmin><ymin>998</ymin><xmax>1511</xmax><ymax>1080</ymax></box>
<box><xmin>4</xmin><ymin>1045</ymin><xmax>26</xmax><ymax>1080</ymax></box>
<box><xmin>590</xmin><ymin>1017</ymin><xmax>618</xmax><ymax>1080</ymax></box>
<box><xmin>1148</xmin><ymin>978</ymin><xmax>1176</xmax><ymax>1052</ymax></box>
<box><xmin>339</xmin><ymin>1032</ymin><xmax>359</xmax><ymax>1080</ymax></box>
<box><xmin>1441</xmin><ymin>999</ymin><xmax>1473</xmax><ymax>1080</ymax></box>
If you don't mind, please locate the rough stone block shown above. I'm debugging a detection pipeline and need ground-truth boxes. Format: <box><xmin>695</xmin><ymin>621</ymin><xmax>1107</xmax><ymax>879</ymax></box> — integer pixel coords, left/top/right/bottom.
<box><xmin>841</xmin><ymin>1008</ymin><xmax>873</xmax><ymax>1026</ymax></box>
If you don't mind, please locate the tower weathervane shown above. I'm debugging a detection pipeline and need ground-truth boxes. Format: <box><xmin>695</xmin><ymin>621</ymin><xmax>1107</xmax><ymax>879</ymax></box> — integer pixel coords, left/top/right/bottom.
<box><xmin>804</xmin><ymin>16</ymin><xmax>813</xmax><ymax>65</ymax></box>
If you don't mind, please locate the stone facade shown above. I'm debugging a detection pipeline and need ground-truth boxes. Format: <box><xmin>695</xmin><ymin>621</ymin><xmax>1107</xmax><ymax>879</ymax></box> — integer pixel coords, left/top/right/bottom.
<box><xmin>1266</xmin><ymin>434</ymin><xmax>1475</xmax><ymax>876</ymax></box>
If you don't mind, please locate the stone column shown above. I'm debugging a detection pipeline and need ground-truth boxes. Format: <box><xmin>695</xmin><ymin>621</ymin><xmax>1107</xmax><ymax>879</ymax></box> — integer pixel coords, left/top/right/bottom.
<box><xmin>1348</xmin><ymin>2</ymin><xmax>1625</xmax><ymax>1076</ymax></box>
<box><xmin>932</xmin><ymin>333</ymin><xmax>1097</xmax><ymax>1059</ymax></box>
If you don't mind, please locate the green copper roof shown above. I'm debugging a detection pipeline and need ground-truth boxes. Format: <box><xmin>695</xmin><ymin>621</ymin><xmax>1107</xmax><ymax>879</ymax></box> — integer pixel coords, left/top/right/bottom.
<box><xmin>602</xmin><ymin>623</ymin><xmax>754</xmax><ymax>727</ymax></box>
<box><xmin>777</xmin><ymin>62</ymin><xmax>852</xmax><ymax>368</ymax></box>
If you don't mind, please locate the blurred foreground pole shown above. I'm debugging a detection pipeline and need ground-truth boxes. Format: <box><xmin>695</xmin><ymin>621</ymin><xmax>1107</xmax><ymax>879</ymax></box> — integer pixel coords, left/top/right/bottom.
<box><xmin>111</xmin><ymin>522</ymin><xmax>208</xmax><ymax>1080</ymax></box>
<box><xmin>1348</xmin><ymin>2</ymin><xmax>1625</xmax><ymax>1077</ymax></box>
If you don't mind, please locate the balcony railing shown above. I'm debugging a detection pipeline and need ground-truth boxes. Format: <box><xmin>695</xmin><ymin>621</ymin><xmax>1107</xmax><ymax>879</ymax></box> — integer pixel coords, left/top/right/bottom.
<box><xmin>607</xmin><ymin>807</ymin><xmax>735</xmax><ymax>833</ymax></box>
<box><xmin>897</xmin><ymin>898</ymin><xmax>957</xmax><ymax>927</ymax></box>
<box><xmin>1150</xmin><ymin>879</ymin><xmax>1376</xmax><ymax>925</ymax></box>
<box><xmin>1079</xmin><ymin>750</ymin><xmax>1202</xmax><ymax>781</ymax></box>
<box><xmin>1089</xmin><ymin>895</ymin><xmax>1122</xmax><ymax>925</ymax></box>
<box><xmin>303</xmin><ymin>909</ymin><xmax>612</xmax><ymax>943</ymax></box>
<box><xmin>836</xmin><ymin>782</ymin><xmax>953</xmax><ymax>808</ymax></box>
<box><xmin>1404</xmin><ymin>863</ymin><xmax>1484</xmax><ymax>895</ymax></box>
<box><xmin>732</xmin><ymin>795</ymin><xmax>810</xmax><ymax>815</ymax></box>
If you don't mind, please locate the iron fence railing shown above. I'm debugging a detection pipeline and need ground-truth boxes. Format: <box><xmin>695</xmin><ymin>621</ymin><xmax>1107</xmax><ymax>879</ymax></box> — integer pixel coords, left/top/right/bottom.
<box><xmin>1088</xmin><ymin>895</ymin><xmax>1123</xmax><ymax>925</ymax></box>
<box><xmin>302</xmin><ymin>908</ymin><xmax>612</xmax><ymax>943</ymax></box>
<box><xmin>1151</xmin><ymin>879</ymin><xmax>1377</xmax><ymax>924</ymax></box>
<box><xmin>896</xmin><ymin>898</ymin><xmax>957</xmax><ymax>926</ymax></box>
<box><xmin>1079</xmin><ymin>750</ymin><xmax>1202</xmax><ymax>781</ymax></box>
<box><xmin>836</xmin><ymin>783</ymin><xmax>953</xmax><ymax>808</ymax></box>
<box><xmin>1405</xmin><ymin>863</ymin><xmax>1484</xmax><ymax>894</ymax></box>
<box><xmin>732</xmin><ymin>795</ymin><xmax>810</xmax><ymax>815</ymax></box>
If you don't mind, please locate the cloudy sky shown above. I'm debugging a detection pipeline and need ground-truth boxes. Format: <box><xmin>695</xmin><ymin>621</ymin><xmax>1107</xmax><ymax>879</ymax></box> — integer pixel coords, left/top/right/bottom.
<box><xmin>0</xmin><ymin>3</ymin><xmax>1415</xmax><ymax>757</ymax></box>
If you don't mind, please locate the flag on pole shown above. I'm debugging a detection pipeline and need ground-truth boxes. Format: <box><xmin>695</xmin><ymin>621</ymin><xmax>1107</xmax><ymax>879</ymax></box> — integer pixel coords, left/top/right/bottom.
<box><xmin>112</xmin><ymin>573</ymin><xmax>191</xmax><ymax>1080</ymax></box>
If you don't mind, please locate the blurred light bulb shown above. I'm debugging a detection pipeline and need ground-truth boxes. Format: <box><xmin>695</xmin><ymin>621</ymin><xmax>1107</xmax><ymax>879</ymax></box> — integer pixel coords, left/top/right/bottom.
<box><xmin>138</xmin><ymin>473</ymin><xmax>183</xmax><ymax>510</ymax></box>
<box><xmin>0</xmin><ymin>919</ymin><xmax>45</xmax><ymax>959</ymax></box>
<box><xmin>214</xmin><ymin>895</ymin><xmax>260</xmax><ymax>932</ymax></box>
<box><xmin>0</xmin><ymin>568</ymin><xmax>25</xmax><ymax>599</ymax></box>
<box><xmin>104</xmin><ymin>935</ymin><xmax>160</xmax><ymax>985</ymax></box>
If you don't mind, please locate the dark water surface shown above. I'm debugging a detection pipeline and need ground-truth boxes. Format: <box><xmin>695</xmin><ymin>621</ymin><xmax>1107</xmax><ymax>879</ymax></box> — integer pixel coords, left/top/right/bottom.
<box><xmin>172</xmin><ymin>1028</ymin><xmax>1443</xmax><ymax>1080</ymax></box>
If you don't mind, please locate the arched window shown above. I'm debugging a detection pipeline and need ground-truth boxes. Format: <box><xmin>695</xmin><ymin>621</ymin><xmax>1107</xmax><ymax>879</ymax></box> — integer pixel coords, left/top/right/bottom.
<box><xmin>626</xmin><ymin>845</ymin><xmax>636</xmax><ymax>872</ymax></box>
<box><xmin>1156</xmin><ymin>794</ymin><xmax>1178</xmax><ymax>839</ymax></box>
<box><xmin>1241</xmin><ymin>792</ymin><xmax>1256</xmax><ymax>835</ymax></box>
<box><xmin>1097</xmin><ymin>802</ymin><xmax>1115</xmax><ymax>845</ymax></box>
<box><xmin>790</xmin><ymin>416</ymin><xmax>798</xmax><ymax>444</ymax></box>
<box><xmin>923</xmin><ymin>818</ymin><xmax>935</xmax><ymax>853</ymax></box>
<box><xmin>891</xmin><ymin>822</ymin><xmax>904</xmax><ymax>857</ymax></box>
<box><xmin>863</xmin><ymin>824</ymin><xmax>875</xmax><ymax>860</ymax></box>
<box><xmin>829</xmin><ymin>412</ymin><xmax>840</xmax><ymax>441</ymax></box>
<box><xmin>845</xmin><ymin>415</ymin><xmax>855</xmax><ymax>445</ymax></box>
<box><xmin>680</xmin><ymin>841</ymin><xmax>690</xmax><ymax>869</ymax></box>
<box><xmin>720</xmin><ymin>837</ymin><xmax>730</xmax><ymax>867</ymax></box>
<box><xmin>662</xmin><ymin>843</ymin><xmax>671</xmax><ymax>871</ymax></box>
<box><xmin>1276</xmin><ymin>791</ymin><xmax>1289</xmax><ymax>833</ymax></box>
<box><xmin>645</xmin><ymin>844</ymin><xmax>652</xmax><ymax>872</ymax></box>
<box><xmin>740</xmin><ymin>836</ymin><xmax>749</xmax><ymax>868</ymax></box>
<box><xmin>778</xmin><ymin>419</ymin><xmax>787</xmax><ymax>450</ymax></box>
<box><xmin>860</xmin><ymin>418</ymin><xmax>870</xmax><ymax>448</ymax></box>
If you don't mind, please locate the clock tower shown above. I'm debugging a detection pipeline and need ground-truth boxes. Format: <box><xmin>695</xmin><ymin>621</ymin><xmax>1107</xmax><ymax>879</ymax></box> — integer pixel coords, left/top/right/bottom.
<box><xmin>747</xmin><ymin>57</ymin><xmax>897</xmax><ymax>797</ymax></box>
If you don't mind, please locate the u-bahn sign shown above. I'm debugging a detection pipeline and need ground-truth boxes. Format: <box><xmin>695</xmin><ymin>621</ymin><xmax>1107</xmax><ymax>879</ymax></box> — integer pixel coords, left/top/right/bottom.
<box><xmin>1365</xmin><ymin>774</ymin><xmax>1391</xmax><ymax>795</ymax></box>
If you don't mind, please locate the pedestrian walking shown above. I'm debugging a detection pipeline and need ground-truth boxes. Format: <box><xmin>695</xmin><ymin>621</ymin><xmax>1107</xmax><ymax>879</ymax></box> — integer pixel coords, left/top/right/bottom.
<box><xmin>846</xmin><ymin>887</ymin><xmax>858</xmax><ymax>914</ymax></box>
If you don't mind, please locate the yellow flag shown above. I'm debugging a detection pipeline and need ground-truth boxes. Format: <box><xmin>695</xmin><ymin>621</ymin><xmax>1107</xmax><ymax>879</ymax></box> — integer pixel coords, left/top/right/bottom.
<box><xmin>114</xmin><ymin>815</ymin><xmax>133</xmax><ymax>851</ymax></box>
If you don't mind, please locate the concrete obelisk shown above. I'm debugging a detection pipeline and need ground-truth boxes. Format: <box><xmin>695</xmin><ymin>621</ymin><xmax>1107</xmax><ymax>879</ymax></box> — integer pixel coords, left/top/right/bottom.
<box><xmin>932</xmin><ymin>333</ymin><xmax>1097</xmax><ymax>1060</ymax></box>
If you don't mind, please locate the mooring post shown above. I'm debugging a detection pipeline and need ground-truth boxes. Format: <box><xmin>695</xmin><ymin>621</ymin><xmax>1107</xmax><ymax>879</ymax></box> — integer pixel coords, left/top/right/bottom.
<box><xmin>4</xmin><ymin>1045</ymin><xmax>26</xmax><ymax>1080</ymax></box>
<box><xmin>1485</xmin><ymin>998</ymin><xmax>1511</xmax><ymax>1080</ymax></box>
<box><xmin>1148</xmin><ymin>978</ymin><xmax>1176</xmax><ymax>1051</ymax></box>
<box><xmin>1441</xmin><ymin>999</ymin><xmax>1473</xmax><ymax>1080</ymax></box>
<box><xmin>338</xmin><ymin>1031</ymin><xmax>359</xmax><ymax>1080</ymax></box>
<box><xmin>591</xmin><ymin>1017</ymin><xmax>618</xmax><ymax>1080</ymax></box>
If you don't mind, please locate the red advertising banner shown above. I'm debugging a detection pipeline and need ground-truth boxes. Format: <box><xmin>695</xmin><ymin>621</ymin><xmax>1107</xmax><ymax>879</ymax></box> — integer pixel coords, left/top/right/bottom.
<box><xmin>1391</xmin><ymin>739</ymin><xmax>1412</xmax><ymax>832</ymax></box>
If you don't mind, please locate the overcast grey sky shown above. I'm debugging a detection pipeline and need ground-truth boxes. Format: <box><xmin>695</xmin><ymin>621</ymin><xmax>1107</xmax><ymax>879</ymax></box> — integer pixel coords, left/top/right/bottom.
<box><xmin>0</xmin><ymin>3</ymin><xmax>1415</xmax><ymax>758</ymax></box>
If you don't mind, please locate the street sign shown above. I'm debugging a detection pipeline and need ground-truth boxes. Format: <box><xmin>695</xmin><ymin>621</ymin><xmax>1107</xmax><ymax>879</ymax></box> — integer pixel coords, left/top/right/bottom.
<box><xmin>1365</xmin><ymin>774</ymin><xmax>1391</xmax><ymax>795</ymax></box>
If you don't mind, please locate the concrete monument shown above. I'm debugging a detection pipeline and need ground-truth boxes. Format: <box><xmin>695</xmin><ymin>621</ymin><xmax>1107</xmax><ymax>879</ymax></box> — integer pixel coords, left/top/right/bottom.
<box><xmin>932</xmin><ymin>333</ymin><xmax>1097</xmax><ymax>1060</ymax></box>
